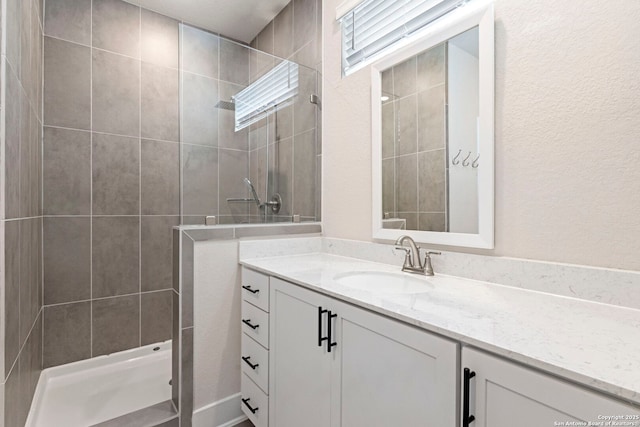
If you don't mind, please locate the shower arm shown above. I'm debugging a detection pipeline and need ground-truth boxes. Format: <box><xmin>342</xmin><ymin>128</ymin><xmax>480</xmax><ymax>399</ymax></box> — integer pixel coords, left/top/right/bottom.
<box><xmin>226</xmin><ymin>178</ymin><xmax>282</xmax><ymax>214</ymax></box>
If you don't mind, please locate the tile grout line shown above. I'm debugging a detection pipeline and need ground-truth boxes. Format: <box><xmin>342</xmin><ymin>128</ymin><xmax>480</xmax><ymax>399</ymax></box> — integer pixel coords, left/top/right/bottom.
<box><xmin>42</xmin><ymin>289</ymin><xmax>174</xmax><ymax>309</ymax></box>
<box><xmin>139</xmin><ymin>4</ymin><xmax>143</xmax><ymax>349</ymax></box>
<box><xmin>89</xmin><ymin>0</ymin><xmax>94</xmax><ymax>360</ymax></box>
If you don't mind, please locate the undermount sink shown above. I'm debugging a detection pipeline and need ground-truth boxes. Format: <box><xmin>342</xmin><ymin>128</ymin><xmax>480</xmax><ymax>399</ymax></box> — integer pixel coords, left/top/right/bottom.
<box><xmin>333</xmin><ymin>271</ymin><xmax>434</xmax><ymax>294</ymax></box>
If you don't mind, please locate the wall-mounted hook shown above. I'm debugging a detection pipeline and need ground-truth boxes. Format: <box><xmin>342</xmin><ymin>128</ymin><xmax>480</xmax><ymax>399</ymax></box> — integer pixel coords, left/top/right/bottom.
<box><xmin>452</xmin><ymin>149</ymin><xmax>462</xmax><ymax>165</ymax></box>
<box><xmin>472</xmin><ymin>154</ymin><xmax>480</xmax><ymax>168</ymax></box>
<box><xmin>462</xmin><ymin>151</ymin><xmax>472</xmax><ymax>167</ymax></box>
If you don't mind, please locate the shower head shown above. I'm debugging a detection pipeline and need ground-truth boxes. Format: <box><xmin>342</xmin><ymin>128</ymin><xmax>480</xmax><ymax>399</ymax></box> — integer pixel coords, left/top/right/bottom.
<box><xmin>244</xmin><ymin>178</ymin><xmax>261</xmax><ymax>207</ymax></box>
<box><xmin>214</xmin><ymin>99</ymin><xmax>235</xmax><ymax>111</ymax></box>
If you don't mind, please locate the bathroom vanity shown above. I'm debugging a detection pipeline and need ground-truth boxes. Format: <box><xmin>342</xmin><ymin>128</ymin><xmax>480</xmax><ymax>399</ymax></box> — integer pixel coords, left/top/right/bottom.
<box><xmin>239</xmin><ymin>252</ymin><xmax>640</xmax><ymax>427</ymax></box>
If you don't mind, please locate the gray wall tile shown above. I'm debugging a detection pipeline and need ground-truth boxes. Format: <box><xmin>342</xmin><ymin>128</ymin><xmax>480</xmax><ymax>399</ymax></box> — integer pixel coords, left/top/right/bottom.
<box><xmin>92</xmin><ymin>216</ymin><xmax>140</xmax><ymax>298</ymax></box>
<box><xmin>182</xmin><ymin>144</ymin><xmax>219</xmax><ymax>216</ymax></box>
<box><xmin>6</xmin><ymin>0</ymin><xmax>22</xmax><ymax>72</ymax></box>
<box><xmin>92</xmin><ymin>133</ymin><xmax>140</xmax><ymax>215</ymax></box>
<box><xmin>141</xmin><ymin>63</ymin><xmax>179</xmax><ymax>142</ymax></box>
<box><xmin>381</xmin><ymin>102</ymin><xmax>395</xmax><ymax>159</ymax></box>
<box><xmin>142</xmin><ymin>216</ymin><xmax>179</xmax><ymax>292</ymax></box>
<box><xmin>141</xmin><ymin>290</ymin><xmax>173</xmax><ymax>345</ymax></box>
<box><xmin>273</xmin><ymin>3</ymin><xmax>293</xmax><ymax>59</ymax></box>
<box><xmin>382</xmin><ymin>158</ymin><xmax>395</xmax><ymax>215</ymax></box>
<box><xmin>417</xmin><ymin>43</ymin><xmax>445</xmax><ymax>91</ymax></box>
<box><xmin>92</xmin><ymin>49</ymin><xmax>140</xmax><ymax>136</ymax></box>
<box><xmin>396</xmin><ymin>94</ymin><xmax>418</xmax><ymax>156</ymax></box>
<box><xmin>396</xmin><ymin>154</ymin><xmax>418</xmax><ymax>212</ymax></box>
<box><xmin>218</xmin><ymin>81</ymin><xmax>248</xmax><ymax>150</ymax></box>
<box><xmin>5</xmin><ymin>66</ymin><xmax>22</xmax><ymax>219</ymax></box>
<box><xmin>180</xmin><ymin>327</ymin><xmax>194</xmax><ymax>426</ymax></box>
<box><xmin>4</xmin><ymin>355</ymin><xmax>20</xmax><ymax>427</ymax></box>
<box><xmin>181</xmin><ymin>72</ymin><xmax>218</xmax><ymax>146</ymax></box>
<box><xmin>180</xmin><ymin>238</ymin><xmax>194</xmax><ymax>328</ymax></box>
<box><xmin>141</xmin><ymin>9</ymin><xmax>179</xmax><ymax>68</ymax></box>
<box><xmin>418</xmin><ymin>149</ymin><xmax>446</xmax><ymax>212</ymax></box>
<box><xmin>141</xmin><ymin>140</ymin><xmax>180</xmax><ymax>215</ymax></box>
<box><xmin>219</xmin><ymin>38</ymin><xmax>249</xmax><ymax>85</ymax></box>
<box><xmin>92</xmin><ymin>0</ymin><xmax>140</xmax><ymax>57</ymax></box>
<box><xmin>393</xmin><ymin>56</ymin><xmax>417</xmax><ymax>99</ymax></box>
<box><xmin>43</xmin><ymin>127</ymin><xmax>91</xmax><ymax>215</ymax></box>
<box><xmin>18</xmin><ymin>312</ymin><xmax>42</xmax><ymax>426</ymax></box>
<box><xmin>19</xmin><ymin>219</ymin><xmax>39</xmax><ymax>344</ymax></box>
<box><xmin>44</xmin><ymin>0</ymin><xmax>91</xmax><ymax>45</ymax></box>
<box><xmin>417</xmin><ymin>84</ymin><xmax>446</xmax><ymax>152</ymax></box>
<box><xmin>43</xmin><ymin>302</ymin><xmax>91</xmax><ymax>368</ymax></box>
<box><xmin>293</xmin><ymin>68</ymin><xmax>317</xmax><ymax>136</ymax></box>
<box><xmin>19</xmin><ymin>91</ymin><xmax>32</xmax><ymax>218</ymax></box>
<box><xmin>4</xmin><ymin>221</ymin><xmax>21</xmax><ymax>375</ymax></box>
<box><xmin>181</xmin><ymin>25</ymin><xmax>219</xmax><ymax>79</ymax></box>
<box><xmin>92</xmin><ymin>295</ymin><xmax>140</xmax><ymax>356</ymax></box>
<box><xmin>44</xmin><ymin>217</ymin><xmax>91</xmax><ymax>305</ymax></box>
<box><xmin>293</xmin><ymin>0</ymin><xmax>316</xmax><ymax>52</ymax></box>
<box><xmin>218</xmin><ymin>149</ymin><xmax>249</xmax><ymax>217</ymax></box>
<box><xmin>293</xmin><ymin>130</ymin><xmax>316</xmax><ymax>217</ymax></box>
<box><xmin>269</xmin><ymin>137</ymin><xmax>293</xmax><ymax>216</ymax></box>
<box><xmin>419</xmin><ymin>213</ymin><xmax>446</xmax><ymax>232</ymax></box>
<box><xmin>43</xmin><ymin>37</ymin><xmax>91</xmax><ymax>129</ymax></box>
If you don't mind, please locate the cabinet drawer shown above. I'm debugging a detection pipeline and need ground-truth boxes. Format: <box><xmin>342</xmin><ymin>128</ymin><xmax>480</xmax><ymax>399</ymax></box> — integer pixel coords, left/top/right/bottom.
<box><xmin>241</xmin><ymin>268</ymin><xmax>269</xmax><ymax>312</ymax></box>
<box><xmin>241</xmin><ymin>372</ymin><xmax>269</xmax><ymax>427</ymax></box>
<box><xmin>241</xmin><ymin>333</ymin><xmax>269</xmax><ymax>394</ymax></box>
<box><xmin>242</xmin><ymin>300</ymin><xmax>269</xmax><ymax>349</ymax></box>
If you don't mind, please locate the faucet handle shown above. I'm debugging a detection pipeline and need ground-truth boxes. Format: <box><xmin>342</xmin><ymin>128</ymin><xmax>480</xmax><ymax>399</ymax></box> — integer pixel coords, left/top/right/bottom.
<box><xmin>426</xmin><ymin>251</ymin><xmax>441</xmax><ymax>256</ymax></box>
<box><xmin>394</xmin><ymin>246</ymin><xmax>413</xmax><ymax>269</ymax></box>
<box><xmin>422</xmin><ymin>250</ymin><xmax>440</xmax><ymax>276</ymax></box>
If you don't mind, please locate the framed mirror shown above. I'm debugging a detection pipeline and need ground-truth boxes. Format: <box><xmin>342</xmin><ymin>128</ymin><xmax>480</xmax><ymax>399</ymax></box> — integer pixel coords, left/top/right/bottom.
<box><xmin>371</xmin><ymin>1</ymin><xmax>494</xmax><ymax>249</ymax></box>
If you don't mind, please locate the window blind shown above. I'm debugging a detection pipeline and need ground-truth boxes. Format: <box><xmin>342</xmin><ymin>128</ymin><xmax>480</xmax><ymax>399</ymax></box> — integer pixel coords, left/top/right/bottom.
<box><xmin>341</xmin><ymin>0</ymin><xmax>467</xmax><ymax>75</ymax></box>
<box><xmin>234</xmin><ymin>61</ymin><xmax>299</xmax><ymax>131</ymax></box>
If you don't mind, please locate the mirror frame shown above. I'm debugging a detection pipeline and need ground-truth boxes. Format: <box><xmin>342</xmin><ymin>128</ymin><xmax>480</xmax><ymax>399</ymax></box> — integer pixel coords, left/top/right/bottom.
<box><xmin>371</xmin><ymin>0</ymin><xmax>495</xmax><ymax>249</ymax></box>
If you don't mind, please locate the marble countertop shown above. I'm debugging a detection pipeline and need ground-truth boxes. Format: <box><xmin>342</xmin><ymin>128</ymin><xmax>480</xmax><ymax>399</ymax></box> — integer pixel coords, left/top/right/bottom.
<box><xmin>240</xmin><ymin>253</ymin><xmax>640</xmax><ymax>405</ymax></box>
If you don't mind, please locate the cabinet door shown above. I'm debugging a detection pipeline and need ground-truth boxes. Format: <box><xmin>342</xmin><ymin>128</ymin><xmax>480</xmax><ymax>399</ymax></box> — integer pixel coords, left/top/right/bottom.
<box><xmin>462</xmin><ymin>347</ymin><xmax>640</xmax><ymax>427</ymax></box>
<box><xmin>269</xmin><ymin>278</ymin><xmax>334</xmax><ymax>427</ymax></box>
<box><xmin>332</xmin><ymin>300</ymin><xmax>458</xmax><ymax>427</ymax></box>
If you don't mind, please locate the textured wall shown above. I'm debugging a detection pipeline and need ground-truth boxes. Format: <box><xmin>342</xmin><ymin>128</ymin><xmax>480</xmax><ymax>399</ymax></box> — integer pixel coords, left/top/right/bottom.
<box><xmin>1</xmin><ymin>0</ymin><xmax>45</xmax><ymax>424</ymax></box>
<box><xmin>322</xmin><ymin>0</ymin><xmax>640</xmax><ymax>271</ymax></box>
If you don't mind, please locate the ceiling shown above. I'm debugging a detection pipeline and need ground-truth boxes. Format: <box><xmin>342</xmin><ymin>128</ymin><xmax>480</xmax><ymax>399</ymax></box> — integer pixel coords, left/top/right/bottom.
<box><xmin>123</xmin><ymin>0</ymin><xmax>291</xmax><ymax>43</ymax></box>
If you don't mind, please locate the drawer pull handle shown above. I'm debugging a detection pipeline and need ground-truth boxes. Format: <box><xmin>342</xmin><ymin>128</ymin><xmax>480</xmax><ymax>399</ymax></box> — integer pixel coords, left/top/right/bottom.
<box><xmin>242</xmin><ymin>356</ymin><xmax>259</xmax><ymax>370</ymax></box>
<box><xmin>318</xmin><ymin>307</ymin><xmax>329</xmax><ymax>347</ymax></box>
<box><xmin>242</xmin><ymin>285</ymin><xmax>260</xmax><ymax>294</ymax></box>
<box><xmin>327</xmin><ymin>311</ymin><xmax>338</xmax><ymax>352</ymax></box>
<box><xmin>242</xmin><ymin>397</ymin><xmax>259</xmax><ymax>414</ymax></box>
<box><xmin>242</xmin><ymin>319</ymin><xmax>259</xmax><ymax>330</ymax></box>
<box><xmin>463</xmin><ymin>367</ymin><xmax>476</xmax><ymax>427</ymax></box>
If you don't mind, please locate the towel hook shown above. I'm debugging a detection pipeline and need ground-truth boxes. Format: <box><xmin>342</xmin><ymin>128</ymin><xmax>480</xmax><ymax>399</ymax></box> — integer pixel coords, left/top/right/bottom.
<box><xmin>452</xmin><ymin>149</ymin><xmax>462</xmax><ymax>165</ymax></box>
<box><xmin>462</xmin><ymin>151</ymin><xmax>472</xmax><ymax>167</ymax></box>
<box><xmin>472</xmin><ymin>154</ymin><xmax>480</xmax><ymax>168</ymax></box>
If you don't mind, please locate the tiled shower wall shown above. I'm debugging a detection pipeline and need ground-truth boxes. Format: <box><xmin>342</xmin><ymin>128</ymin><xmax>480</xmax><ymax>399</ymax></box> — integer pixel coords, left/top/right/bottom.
<box><xmin>41</xmin><ymin>0</ymin><xmax>178</xmax><ymax>368</ymax></box>
<box><xmin>381</xmin><ymin>43</ymin><xmax>447</xmax><ymax>232</ymax></box>
<box><xmin>1</xmin><ymin>0</ymin><xmax>45</xmax><ymax>424</ymax></box>
<box><xmin>248</xmin><ymin>0</ymin><xmax>323</xmax><ymax>222</ymax></box>
<box><xmin>180</xmin><ymin>25</ymin><xmax>252</xmax><ymax>226</ymax></box>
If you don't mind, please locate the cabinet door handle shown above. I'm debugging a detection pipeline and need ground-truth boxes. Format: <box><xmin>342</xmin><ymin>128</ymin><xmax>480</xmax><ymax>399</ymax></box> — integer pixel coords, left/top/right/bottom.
<box><xmin>318</xmin><ymin>307</ymin><xmax>329</xmax><ymax>347</ymax></box>
<box><xmin>327</xmin><ymin>311</ymin><xmax>338</xmax><ymax>352</ymax></box>
<box><xmin>242</xmin><ymin>285</ymin><xmax>260</xmax><ymax>294</ymax></box>
<box><xmin>242</xmin><ymin>319</ymin><xmax>259</xmax><ymax>330</ymax></box>
<box><xmin>463</xmin><ymin>367</ymin><xmax>476</xmax><ymax>427</ymax></box>
<box><xmin>242</xmin><ymin>356</ymin><xmax>259</xmax><ymax>370</ymax></box>
<box><xmin>242</xmin><ymin>397</ymin><xmax>259</xmax><ymax>414</ymax></box>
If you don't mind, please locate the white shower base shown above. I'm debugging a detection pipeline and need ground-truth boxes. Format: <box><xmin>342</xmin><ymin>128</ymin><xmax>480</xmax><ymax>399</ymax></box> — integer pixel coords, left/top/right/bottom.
<box><xmin>26</xmin><ymin>341</ymin><xmax>173</xmax><ymax>427</ymax></box>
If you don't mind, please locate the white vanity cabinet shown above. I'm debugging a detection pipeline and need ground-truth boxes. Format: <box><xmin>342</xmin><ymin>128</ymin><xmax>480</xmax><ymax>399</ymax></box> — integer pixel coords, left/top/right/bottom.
<box><xmin>269</xmin><ymin>276</ymin><xmax>458</xmax><ymax>427</ymax></box>
<box><xmin>461</xmin><ymin>348</ymin><xmax>640</xmax><ymax>427</ymax></box>
<box><xmin>240</xmin><ymin>268</ymin><xmax>271</xmax><ymax>427</ymax></box>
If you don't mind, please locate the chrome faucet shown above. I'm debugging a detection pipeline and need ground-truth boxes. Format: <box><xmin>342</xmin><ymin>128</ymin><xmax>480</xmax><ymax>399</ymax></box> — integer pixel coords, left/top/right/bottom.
<box><xmin>394</xmin><ymin>235</ymin><xmax>441</xmax><ymax>276</ymax></box>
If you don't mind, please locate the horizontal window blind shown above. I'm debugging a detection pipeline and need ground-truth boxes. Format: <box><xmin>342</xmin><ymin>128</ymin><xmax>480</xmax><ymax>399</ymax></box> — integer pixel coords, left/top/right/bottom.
<box><xmin>234</xmin><ymin>61</ymin><xmax>299</xmax><ymax>131</ymax></box>
<box><xmin>341</xmin><ymin>0</ymin><xmax>467</xmax><ymax>75</ymax></box>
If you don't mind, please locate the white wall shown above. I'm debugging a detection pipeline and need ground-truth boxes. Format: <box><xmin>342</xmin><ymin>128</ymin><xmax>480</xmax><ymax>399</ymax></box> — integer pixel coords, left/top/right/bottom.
<box><xmin>322</xmin><ymin>0</ymin><xmax>640</xmax><ymax>270</ymax></box>
<box><xmin>193</xmin><ymin>240</ymin><xmax>243</xmax><ymax>411</ymax></box>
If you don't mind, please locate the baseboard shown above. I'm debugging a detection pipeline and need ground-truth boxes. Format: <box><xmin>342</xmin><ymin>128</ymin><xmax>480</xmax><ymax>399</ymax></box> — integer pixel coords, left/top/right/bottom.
<box><xmin>192</xmin><ymin>393</ymin><xmax>248</xmax><ymax>427</ymax></box>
